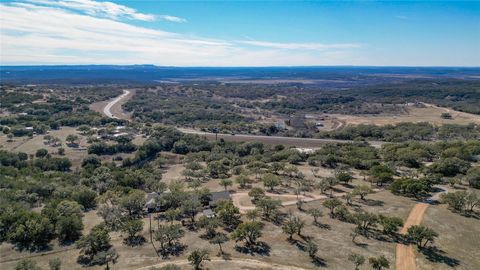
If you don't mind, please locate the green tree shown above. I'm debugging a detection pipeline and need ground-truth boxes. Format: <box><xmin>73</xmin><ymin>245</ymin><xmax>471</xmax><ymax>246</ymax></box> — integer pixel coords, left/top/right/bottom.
<box><xmin>369</xmin><ymin>255</ymin><xmax>389</xmax><ymax>270</ymax></box>
<box><xmin>369</xmin><ymin>165</ymin><xmax>395</xmax><ymax>186</ymax></box>
<box><xmin>198</xmin><ymin>216</ymin><xmax>221</xmax><ymax>238</ymax></box>
<box><xmin>209</xmin><ymin>233</ymin><xmax>229</xmax><ymax>255</ymax></box>
<box><xmin>56</xmin><ymin>200</ymin><xmax>84</xmax><ymax>218</ymax></box>
<box><xmin>121</xmin><ymin>219</ymin><xmax>144</xmax><ymax>245</ymax></box>
<box><xmin>406</xmin><ymin>225</ymin><xmax>438</xmax><ymax>249</ymax></box>
<box><xmin>220</xmin><ymin>178</ymin><xmax>233</xmax><ymax>191</ymax></box>
<box><xmin>8</xmin><ymin>213</ymin><xmax>55</xmax><ymax>250</ymax></box>
<box><xmin>378</xmin><ymin>215</ymin><xmax>403</xmax><ymax>236</ymax></box>
<box><xmin>343</xmin><ymin>192</ymin><xmax>354</xmax><ymax>206</ymax></box>
<box><xmin>35</xmin><ymin>148</ymin><xmax>48</xmax><ymax>158</ymax></box>
<box><xmin>465</xmin><ymin>191</ymin><xmax>480</xmax><ymax>213</ymax></box>
<box><xmin>352</xmin><ymin>184</ymin><xmax>374</xmax><ymax>200</ymax></box>
<box><xmin>348</xmin><ymin>253</ymin><xmax>365</xmax><ymax>270</ymax></box>
<box><xmin>336</xmin><ymin>170</ymin><xmax>353</xmax><ymax>184</ymax></box>
<box><xmin>429</xmin><ymin>157</ymin><xmax>470</xmax><ymax>177</ymax></box>
<box><xmin>231</xmin><ymin>221</ymin><xmax>263</xmax><ymax>246</ymax></box>
<box><xmin>72</xmin><ymin>187</ymin><xmax>97</xmax><ymax>210</ymax></box>
<box><xmin>262</xmin><ymin>173</ymin><xmax>281</xmax><ymax>191</ymax></box>
<box><xmin>245</xmin><ymin>209</ymin><xmax>260</xmax><ymax>221</ymax></box>
<box><xmin>215</xmin><ymin>200</ymin><xmax>241</xmax><ymax>229</ymax></box>
<box><xmin>441</xmin><ymin>192</ymin><xmax>466</xmax><ymax>212</ymax></box>
<box><xmin>236</xmin><ymin>174</ymin><xmax>250</xmax><ymax>189</ymax></box>
<box><xmin>188</xmin><ymin>249</ymin><xmax>210</xmax><ymax>270</ymax></box>
<box><xmin>155</xmin><ymin>224</ymin><xmax>185</xmax><ymax>251</ymax></box>
<box><xmin>94</xmin><ymin>248</ymin><xmax>119</xmax><ymax>270</ymax></box>
<box><xmin>256</xmin><ymin>197</ymin><xmax>281</xmax><ymax>220</ymax></box>
<box><xmin>164</xmin><ymin>208</ymin><xmax>181</xmax><ymax>224</ymax></box>
<box><xmin>307</xmin><ymin>208</ymin><xmax>322</xmax><ymax>224</ymax></box>
<box><xmin>182</xmin><ymin>197</ymin><xmax>202</xmax><ymax>223</ymax></box>
<box><xmin>281</xmin><ymin>217</ymin><xmax>298</xmax><ymax>240</ymax></box>
<box><xmin>325</xmin><ymin>177</ymin><xmax>339</xmax><ymax>197</ymax></box>
<box><xmin>15</xmin><ymin>259</ymin><xmax>41</xmax><ymax>270</ymax></box>
<box><xmin>56</xmin><ymin>215</ymin><xmax>84</xmax><ymax>243</ymax></box>
<box><xmin>207</xmin><ymin>160</ymin><xmax>229</xmax><ymax>178</ymax></box>
<box><xmin>247</xmin><ymin>160</ymin><xmax>267</xmax><ymax>180</ymax></box>
<box><xmin>281</xmin><ymin>215</ymin><xmax>305</xmax><ymax>240</ymax></box>
<box><xmin>323</xmin><ymin>198</ymin><xmax>342</xmax><ymax>217</ymax></box>
<box><xmin>352</xmin><ymin>211</ymin><xmax>378</xmax><ymax>232</ymax></box>
<box><xmin>66</xmin><ymin>134</ymin><xmax>79</xmax><ymax>146</ymax></box>
<box><xmin>465</xmin><ymin>167</ymin><xmax>480</xmax><ymax>188</ymax></box>
<box><xmin>49</xmin><ymin>258</ymin><xmax>62</xmax><ymax>270</ymax></box>
<box><xmin>76</xmin><ymin>225</ymin><xmax>111</xmax><ymax>264</ymax></box>
<box><xmin>120</xmin><ymin>190</ymin><xmax>146</xmax><ymax>218</ymax></box>
<box><xmin>248</xmin><ymin>187</ymin><xmax>265</xmax><ymax>202</ymax></box>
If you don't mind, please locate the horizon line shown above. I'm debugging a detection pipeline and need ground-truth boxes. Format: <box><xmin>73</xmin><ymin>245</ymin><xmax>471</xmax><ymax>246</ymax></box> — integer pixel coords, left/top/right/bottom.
<box><xmin>1</xmin><ymin>64</ymin><xmax>480</xmax><ymax>68</ymax></box>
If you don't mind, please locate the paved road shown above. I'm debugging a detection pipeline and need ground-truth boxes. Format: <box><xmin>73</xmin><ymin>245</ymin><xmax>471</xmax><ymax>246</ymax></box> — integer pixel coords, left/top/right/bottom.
<box><xmin>103</xmin><ymin>90</ymin><xmax>130</xmax><ymax>118</ymax></box>
<box><xmin>179</xmin><ymin>128</ymin><xmax>385</xmax><ymax>148</ymax></box>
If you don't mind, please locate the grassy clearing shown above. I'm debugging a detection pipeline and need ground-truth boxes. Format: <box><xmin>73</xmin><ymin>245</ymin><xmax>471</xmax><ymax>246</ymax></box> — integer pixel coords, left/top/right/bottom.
<box><xmin>418</xmin><ymin>204</ymin><xmax>480</xmax><ymax>270</ymax></box>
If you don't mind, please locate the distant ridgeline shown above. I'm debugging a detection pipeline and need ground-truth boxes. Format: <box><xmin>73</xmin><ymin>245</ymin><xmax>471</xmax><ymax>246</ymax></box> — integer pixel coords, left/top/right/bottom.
<box><xmin>1</xmin><ymin>65</ymin><xmax>479</xmax><ymax>84</ymax></box>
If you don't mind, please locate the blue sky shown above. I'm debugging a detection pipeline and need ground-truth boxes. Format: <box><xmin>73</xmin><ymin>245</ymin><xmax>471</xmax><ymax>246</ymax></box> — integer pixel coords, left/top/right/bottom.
<box><xmin>0</xmin><ymin>0</ymin><xmax>479</xmax><ymax>66</ymax></box>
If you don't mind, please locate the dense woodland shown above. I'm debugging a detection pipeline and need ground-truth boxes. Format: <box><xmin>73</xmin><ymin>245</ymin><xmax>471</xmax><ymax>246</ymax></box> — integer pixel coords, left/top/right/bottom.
<box><xmin>0</xmin><ymin>86</ymin><xmax>125</xmax><ymax>137</ymax></box>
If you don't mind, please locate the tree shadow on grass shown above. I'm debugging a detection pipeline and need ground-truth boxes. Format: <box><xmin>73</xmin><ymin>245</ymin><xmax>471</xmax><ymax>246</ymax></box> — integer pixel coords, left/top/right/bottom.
<box><xmin>421</xmin><ymin>246</ymin><xmax>460</xmax><ymax>267</ymax></box>
<box><xmin>15</xmin><ymin>243</ymin><xmax>52</xmax><ymax>253</ymax></box>
<box><xmin>313</xmin><ymin>222</ymin><xmax>331</xmax><ymax>230</ymax></box>
<box><xmin>235</xmin><ymin>241</ymin><xmax>271</xmax><ymax>256</ymax></box>
<box><xmin>353</xmin><ymin>242</ymin><xmax>369</xmax><ymax>248</ymax></box>
<box><xmin>341</xmin><ymin>183</ymin><xmax>355</xmax><ymax>189</ymax></box>
<box><xmin>460</xmin><ymin>212</ymin><xmax>480</xmax><ymax>220</ymax></box>
<box><xmin>311</xmin><ymin>256</ymin><xmax>327</xmax><ymax>267</ymax></box>
<box><xmin>159</xmin><ymin>243</ymin><xmax>187</xmax><ymax>259</ymax></box>
<box><xmin>359</xmin><ymin>199</ymin><xmax>384</xmax><ymax>207</ymax></box>
<box><xmin>123</xmin><ymin>236</ymin><xmax>146</xmax><ymax>247</ymax></box>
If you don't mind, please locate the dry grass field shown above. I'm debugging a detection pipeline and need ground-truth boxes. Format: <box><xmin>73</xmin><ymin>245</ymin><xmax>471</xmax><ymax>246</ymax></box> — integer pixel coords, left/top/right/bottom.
<box><xmin>418</xmin><ymin>204</ymin><xmax>480</xmax><ymax>270</ymax></box>
<box><xmin>328</xmin><ymin>103</ymin><xmax>480</xmax><ymax>127</ymax></box>
<box><xmin>0</xmin><ymin>127</ymin><xmax>89</xmax><ymax>168</ymax></box>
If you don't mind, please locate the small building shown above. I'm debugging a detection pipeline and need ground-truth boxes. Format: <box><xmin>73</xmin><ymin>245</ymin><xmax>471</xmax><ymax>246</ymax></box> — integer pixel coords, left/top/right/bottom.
<box><xmin>288</xmin><ymin>114</ymin><xmax>307</xmax><ymax>129</ymax></box>
<box><xmin>145</xmin><ymin>192</ymin><xmax>161</xmax><ymax>213</ymax></box>
<box><xmin>209</xmin><ymin>191</ymin><xmax>231</xmax><ymax>207</ymax></box>
<box><xmin>275</xmin><ymin>122</ymin><xmax>286</xmax><ymax>130</ymax></box>
<box><xmin>113</xmin><ymin>132</ymin><xmax>130</xmax><ymax>138</ymax></box>
<box><xmin>202</xmin><ymin>209</ymin><xmax>215</xmax><ymax>218</ymax></box>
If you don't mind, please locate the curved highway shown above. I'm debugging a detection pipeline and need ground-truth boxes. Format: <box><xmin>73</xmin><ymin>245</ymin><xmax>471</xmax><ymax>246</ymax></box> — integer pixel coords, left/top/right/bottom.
<box><xmin>103</xmin><ymin>90</ymin><xmax>130</xmax><ymax>118</ymax></box>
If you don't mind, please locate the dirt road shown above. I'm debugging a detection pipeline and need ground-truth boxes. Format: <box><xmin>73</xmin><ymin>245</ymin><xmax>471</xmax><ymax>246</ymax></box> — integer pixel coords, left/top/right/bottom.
<box><xmin>231</xmin><ymin>190</ymin><xmax>367</xmax><ymax>213</ymax></box>
<box><xmin>136</xmin><ymin>257</ymin><xmax>310</xmax><ymax>270</ymax></box>
<box><xmin>395</xmin><ymin>203</ymin><xmax>429</xmax><ymax>270</ymax></box>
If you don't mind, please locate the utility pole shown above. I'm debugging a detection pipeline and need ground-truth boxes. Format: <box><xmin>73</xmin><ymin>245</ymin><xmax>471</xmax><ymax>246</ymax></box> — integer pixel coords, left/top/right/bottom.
<box><xmin>213</xmin><ymin>127</ymin><xmax>219</xmax><ymax>141</ymax></box>
<box><xmin>149</xmin><ymin>214</ymin><xmax>158</xmax><ymax>256</ymax></box>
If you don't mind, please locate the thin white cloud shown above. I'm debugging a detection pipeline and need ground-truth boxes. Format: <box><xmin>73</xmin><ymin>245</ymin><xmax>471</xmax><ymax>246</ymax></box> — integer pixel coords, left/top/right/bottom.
<box><xmin>158</xmin><ymin>15</ymin><xmax>187</xmax><ymax>23</ymax></box>
<box><xmin>0</xmin><ymin>1</ymin><xmax>363</xmax><ymax>66</ymax></box>
<box><xmin>239</xmin><ymin>40</ymin><xmax>361</xmax><ymax>50</ymax></box>
<box><xmin>24</xmin><ymin>0</ymin><xmax>156</xmax><ymax>21</ymax></box>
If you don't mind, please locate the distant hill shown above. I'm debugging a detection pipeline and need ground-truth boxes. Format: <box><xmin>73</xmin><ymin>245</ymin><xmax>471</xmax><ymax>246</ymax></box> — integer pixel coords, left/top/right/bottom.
<box><xmin>1</xmin><ymin>65</ymin><xmax>479</xmax><ymax>85</ymax></box>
